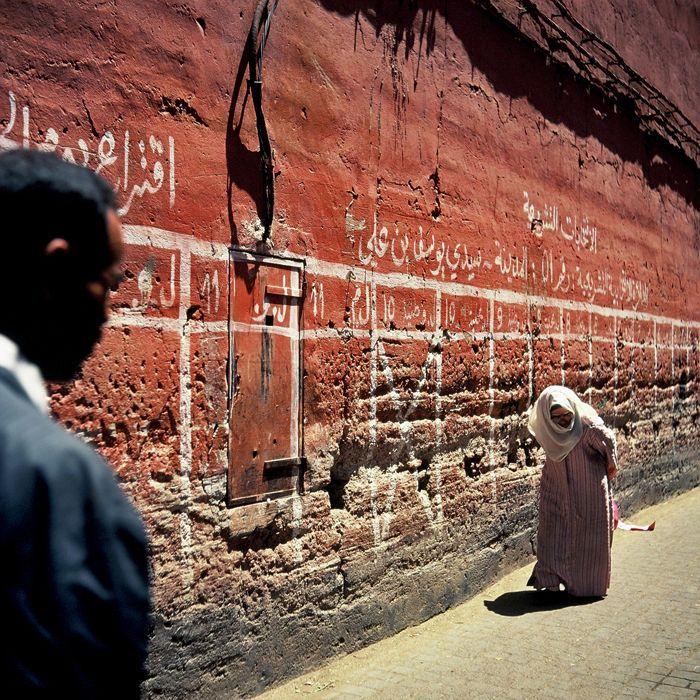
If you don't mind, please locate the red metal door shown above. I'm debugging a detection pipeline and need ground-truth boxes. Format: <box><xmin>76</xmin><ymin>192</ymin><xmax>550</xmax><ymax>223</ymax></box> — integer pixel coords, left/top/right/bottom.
<box><xmin>228</xmin><ymin>251</ymin><xmax>304</xmax><ymax>506</ymax></box>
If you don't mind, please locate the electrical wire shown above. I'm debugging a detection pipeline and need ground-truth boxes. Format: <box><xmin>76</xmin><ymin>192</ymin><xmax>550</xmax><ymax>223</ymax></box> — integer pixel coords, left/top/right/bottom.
<box><xmin>248</xmin><ymin>0</ymin><xmax>281</xmax><ymax>241</ymax></box>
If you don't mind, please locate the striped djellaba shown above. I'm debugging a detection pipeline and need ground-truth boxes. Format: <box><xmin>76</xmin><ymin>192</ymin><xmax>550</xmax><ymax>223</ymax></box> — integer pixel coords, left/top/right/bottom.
<box><xmin>528</xmin><ymin>423</ymin><xmax>617</xmax><ymax>597</ymax></box>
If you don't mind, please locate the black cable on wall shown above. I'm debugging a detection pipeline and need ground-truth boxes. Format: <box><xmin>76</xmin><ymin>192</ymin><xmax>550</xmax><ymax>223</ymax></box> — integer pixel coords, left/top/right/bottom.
<box><xmin>248</xmin><ymin>0</ymin><xmax>280</xmax><ymax>242</ymax></box>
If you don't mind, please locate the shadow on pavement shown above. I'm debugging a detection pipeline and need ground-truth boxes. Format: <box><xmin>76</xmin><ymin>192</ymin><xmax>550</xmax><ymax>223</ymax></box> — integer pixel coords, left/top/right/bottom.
<box><xmin>483</xmin><ymin>591</ymin><xmax>603</xmax><ymax>616</ymax></box>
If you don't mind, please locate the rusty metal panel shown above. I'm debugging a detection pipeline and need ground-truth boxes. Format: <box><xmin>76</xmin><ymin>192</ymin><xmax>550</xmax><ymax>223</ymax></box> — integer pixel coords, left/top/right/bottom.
<box><xmin>228</xmin><ymin>251</ymin><xmax>304</xmax><ymax>506</ymax></box>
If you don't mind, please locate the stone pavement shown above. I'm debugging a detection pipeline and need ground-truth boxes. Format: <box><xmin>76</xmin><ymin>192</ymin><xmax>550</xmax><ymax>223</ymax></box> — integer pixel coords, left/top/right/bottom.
<box><xmin>259</xmin><ymin>488</ymin><xmax>700</xmax><ymax>699</ymax></box>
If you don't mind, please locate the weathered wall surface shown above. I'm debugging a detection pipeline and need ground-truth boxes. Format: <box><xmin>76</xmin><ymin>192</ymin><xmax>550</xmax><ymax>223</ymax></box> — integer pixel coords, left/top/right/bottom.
<box><xmin>563</xmin><ymin>0</ymin><xmax>700</xmax><ymax>127</ymax></box>
<box><xmin>1</xmin><ymin>0</ymin><xmax>698</xmax><ymax>697</ymax></box>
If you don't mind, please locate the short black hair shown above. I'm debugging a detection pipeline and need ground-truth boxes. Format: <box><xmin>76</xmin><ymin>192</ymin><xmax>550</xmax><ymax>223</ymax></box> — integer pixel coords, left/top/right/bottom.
<box><xmin>0</xmin><ymin>149</ymin><xmax>116</xmax><ymax>275</ymax></box>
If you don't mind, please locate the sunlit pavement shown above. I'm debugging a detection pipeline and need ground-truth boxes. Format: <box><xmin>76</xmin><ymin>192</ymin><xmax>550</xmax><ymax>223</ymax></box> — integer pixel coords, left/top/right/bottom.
<box><xmin>260</xmin><ymin>488</ymin><xmax>700</xmax><ymax>699</ymax></box>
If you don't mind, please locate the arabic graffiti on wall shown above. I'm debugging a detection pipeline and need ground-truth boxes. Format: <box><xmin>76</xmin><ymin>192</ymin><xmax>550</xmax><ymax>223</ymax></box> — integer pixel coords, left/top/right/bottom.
<box><xmin>355</xmin><ymin>194</ymin><xmax>649</xmax><ymax>310</ymax></box>
<box><xmin>523</xmin><ymin>191</ymin><xmax>598</xmax><ymax>253</ymax></box>
<box><xmin>358</xmin><ymin>217</ymin><xmax>488</xmax><ymax>282</ymax></box>
<box><xmin>0</xmin><ymin>91</ymin><xmax>175</xmax><ymax>217</ymax></box>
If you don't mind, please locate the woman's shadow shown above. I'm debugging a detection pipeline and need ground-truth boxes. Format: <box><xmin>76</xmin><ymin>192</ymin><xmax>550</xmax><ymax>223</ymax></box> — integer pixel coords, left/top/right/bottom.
<box><xmin>484</xmin><ymin>591</ymin><xmax>602</xmax><ymax>617</ymax></box>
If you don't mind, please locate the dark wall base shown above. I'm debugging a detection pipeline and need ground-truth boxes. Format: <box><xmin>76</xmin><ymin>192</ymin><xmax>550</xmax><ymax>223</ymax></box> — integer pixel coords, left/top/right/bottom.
<box><xmin>145</xmin><ymin>453</ymin><xmax>699</xmax><ymax>699</ymax></box>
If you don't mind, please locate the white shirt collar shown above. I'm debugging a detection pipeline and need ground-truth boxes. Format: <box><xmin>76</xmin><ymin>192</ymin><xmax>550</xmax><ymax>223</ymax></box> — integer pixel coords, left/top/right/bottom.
<box><xmin>0</xmin><ymin>333</ymin><xmax>50</xmax><ymax>413</ymax></box>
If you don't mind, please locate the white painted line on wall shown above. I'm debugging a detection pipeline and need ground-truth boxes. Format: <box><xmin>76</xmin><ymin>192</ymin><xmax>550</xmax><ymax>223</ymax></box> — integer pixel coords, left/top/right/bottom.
<box><xmin>301</xmin><ymin>327</ymin><xmax>371</xmax><ymax>340</ymax></box>
<box><xmin>434</xmin><ymin>289</ymin><xmax>444</xmax><ymax>525</ymax></box>
<box><xmin>671</xmin><ymin>322</ymin><xmax>677</xmax><ymax>452</ymax></box>
<box><xmin>107</xmin><ymin>314</ymin><xmax>182</xmax><ymax>332</ymax></box>
<box><xmin>299</xmin><ymin>328</ymin><xmax>657</xmax><ymax>345</ymax></box>
<box><xmin>671</xmin><ymin>323</ymin><xmax>675</xmax><ymax>381</ymax></box>
<box><xmin>110</xmin><ymin>313</ymin><xmax>688</xmax><ymax>355</ymax></box>
<box><xmin>108</xmin><ymin>314</ymin><xmax>229</xmax><ymax>335</ymax></box>
<box><xmin>290</xmin><ymin>267</ymin><xmax>300</xmax><ymax>458</ymax></box>
<box><xmin>373</xmin><ymin>344</ymin><xmax>406</xmax><ymax>541</ymax></box>
<box><xmin>630</xmin><ymin>319</ymin><xmax>637</xmax><ymax>403</ymax></box>
<box><xmin>123</xmin><ymin>130</ymin><xmax>130</xmax><ymax>194</ymax></box>
<box><xmin>369</xmin><ymin>279</ymin><xmax>378</xmax><ymax>450</ymax></box>
<box><xmin>178</xmin><ymin>244</ymin><xmax>194</xmax><ymax>592</ymax></box>
<box><xmin>123</xmin><ymin>224</ymin><xmax>700</xmax><ymax>330</ymax></box>
<box><xmin>369</xmin><ymin>253</ymin><xmax>380</xmax><ymax>548</ymax></box>
<box><xmin>488</xmin><ymin>298</ymin><xmax>497</xmax><ymax>500</ymax></box>
<box><xmin>560</xmin><ymin>306</ymin><xmax>566</xmax><ymax>386</ymax></box>
<box><xmin>653</xmin><ymin>321</ymin><xmax>658</xmax><ymax>408</ymax></box>
<box><xmin>306</xmin><ymin>257</ymin><xmax>700</xmax><ymax>330</ymax></box>
<box><xmin>488</xmin><ymin>298</ymin><xmax>495</xmax><ymax>417</ymax></box>
<box><xmin>491</xmin><ymin>331</ymin><xmax>527</xmax><ymax>342</ymax></box>
<box><xmin>613</xmin><ymin>316</ymin><xmax>618</xmax><ymax>428</ymax></box>
<box><xmin>22</xmin><ymin>106</ymin><xmax>29</xmax><ymax>149</ymax></box>
<box><xmin>527</xmin><ymin>325</ymin><xmax>534</xmax><ymax>407</ymax></box>
<box><xmin>123</xmin><ymin>224</ymin><xmax>229</xmax><ymax>261</ymax></box>
<box><xmin>657</xmin><ymin>343</ymin><xmax>692</xmax><ymax>351</ymax></box>
<box><xmin>189</xmin><ymin>320</ymin><xmax>229</xmax><ymax>334</ymax></box>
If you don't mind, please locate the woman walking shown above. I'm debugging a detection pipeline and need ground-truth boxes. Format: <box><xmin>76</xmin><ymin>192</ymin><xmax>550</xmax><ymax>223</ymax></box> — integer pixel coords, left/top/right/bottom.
<box><xmin>527</xmin><ymin>386</ymin><xmax>617</xmax><ymax>597</ymax></box>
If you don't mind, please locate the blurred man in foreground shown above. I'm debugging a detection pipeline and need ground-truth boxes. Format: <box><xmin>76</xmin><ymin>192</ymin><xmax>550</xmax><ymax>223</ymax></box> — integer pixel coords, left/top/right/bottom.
<box><xmin>0</xmin><ymin>149</ymin><xmax>150</xmax><ymax>698</ymax></box>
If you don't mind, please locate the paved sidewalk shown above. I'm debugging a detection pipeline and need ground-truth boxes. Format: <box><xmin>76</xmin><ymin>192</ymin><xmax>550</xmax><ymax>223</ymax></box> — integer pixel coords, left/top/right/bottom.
<box><xmin>260</xmin><ymin>488</ymin><xmax>700</xmax><ymax>699</ymax></box>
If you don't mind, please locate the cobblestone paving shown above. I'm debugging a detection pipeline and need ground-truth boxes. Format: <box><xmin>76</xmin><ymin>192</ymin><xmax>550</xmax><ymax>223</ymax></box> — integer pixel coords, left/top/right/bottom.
<box><xmin>260</xmin><ymin>488</ymin><xmax>700</xmax><ymax>699</ymax></box>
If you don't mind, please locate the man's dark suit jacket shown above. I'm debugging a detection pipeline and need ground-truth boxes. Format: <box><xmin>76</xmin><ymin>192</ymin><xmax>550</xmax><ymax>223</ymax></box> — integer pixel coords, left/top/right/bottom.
<box><xmin>0</xmin><ymin>368</ymin><xmax>150</xmax><ymax>698</ymax></box>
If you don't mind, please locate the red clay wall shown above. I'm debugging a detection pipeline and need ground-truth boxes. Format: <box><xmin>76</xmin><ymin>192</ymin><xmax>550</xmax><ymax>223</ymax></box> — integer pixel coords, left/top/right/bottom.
<box><xmin>1</xmin><ymin>1</ymin><xmax>698</xmax><ymax>697</ymax></box>
<box><xmin>562</xmin><ymin>0</ymin><xmax>700</xmax><ymax>127</ymax></box>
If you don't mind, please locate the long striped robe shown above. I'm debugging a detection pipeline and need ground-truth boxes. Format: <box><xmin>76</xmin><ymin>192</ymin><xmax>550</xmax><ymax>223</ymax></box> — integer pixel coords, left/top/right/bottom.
<box><xmin>528</xmin><ymin>423</ymin><xmax>617</xmax><ymax>597</ymax></box>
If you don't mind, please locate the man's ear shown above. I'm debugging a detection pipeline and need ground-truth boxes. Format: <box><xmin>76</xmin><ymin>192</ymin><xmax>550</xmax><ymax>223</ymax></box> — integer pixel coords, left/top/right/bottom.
<box><xmin>45</xmin><ymin>238</ymin><xmax>70</xmax><ymax>256</ymax></box>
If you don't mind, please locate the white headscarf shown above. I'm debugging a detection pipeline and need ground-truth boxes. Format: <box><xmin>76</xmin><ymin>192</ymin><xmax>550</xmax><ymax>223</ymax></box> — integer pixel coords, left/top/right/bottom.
<box><xmin>527</xmin><ymin>386</ymin><xmax>602</xmax><ymax>462</ymax></box>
